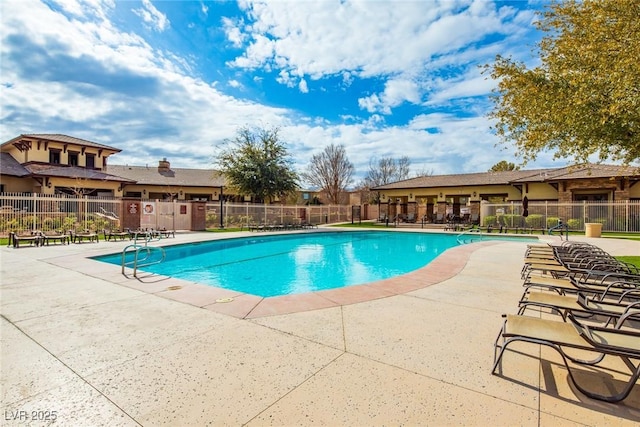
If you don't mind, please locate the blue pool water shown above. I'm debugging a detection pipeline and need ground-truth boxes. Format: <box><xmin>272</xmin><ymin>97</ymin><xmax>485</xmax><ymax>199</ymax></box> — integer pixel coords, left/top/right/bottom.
<box><xmin>94</xmin><ymin>231</ymin><xmax>463</xmax><ymax>297</ymax></box>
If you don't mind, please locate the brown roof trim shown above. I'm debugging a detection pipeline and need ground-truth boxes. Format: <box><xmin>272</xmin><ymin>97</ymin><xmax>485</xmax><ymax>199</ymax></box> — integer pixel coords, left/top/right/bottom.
<box><xmin>1</xmin><ymin>134</ymin><xmax>121</xmax><ymax>152</ymax></box>
<box><xmin>24</xmin><ymin>163</ymin><xmax>135</xmax><ymax>183</ymax></box>
<box><xmin>372</xmin><ymin>164</ymin><xmax>640</xmax><ymax>191</ymax></box>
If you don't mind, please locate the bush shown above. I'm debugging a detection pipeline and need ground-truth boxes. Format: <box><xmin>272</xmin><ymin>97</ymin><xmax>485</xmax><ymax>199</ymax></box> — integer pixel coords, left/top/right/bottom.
<box><xmin>566</xmin><ymin>218</ymin><xmax>582</xmax><ymax>230</ymax></box>
<box><xmin>483</xmin><ymin>215</ymin><xmax>496</xmax><ymax>227</ymax></box>
<box><xmin>502</xmin><ymin>214</ymin><xmax>525</xmax><ymax>228</ymax></box>
<box><xmin>546</xmin><ymin>217</ymin><xmax>561</xmax><ymax>229</ymax></box>
<box><xmin>525</xmin><ymin>214</ymin><xmax>544</xmax><ymax>229</ymax></box>
<box><xmin>62</xmin><ymin>215</ymin><xmax>77</xmax><ymax>231</ymax></box>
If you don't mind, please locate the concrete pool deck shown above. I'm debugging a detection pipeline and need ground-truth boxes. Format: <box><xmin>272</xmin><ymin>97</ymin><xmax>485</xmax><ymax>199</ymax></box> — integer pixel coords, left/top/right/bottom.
<box><xmin>1</xmin><ymin>229</ymin><xmax>639</xmax><ymax>426</ymax></box>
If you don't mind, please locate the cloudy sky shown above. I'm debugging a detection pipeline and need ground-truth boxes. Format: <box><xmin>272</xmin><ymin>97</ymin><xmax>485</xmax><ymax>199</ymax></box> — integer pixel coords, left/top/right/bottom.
<box><xmin>1</xmin><ymin>0</ymin><xmax>560</xmax><ymax>183</ymax></box>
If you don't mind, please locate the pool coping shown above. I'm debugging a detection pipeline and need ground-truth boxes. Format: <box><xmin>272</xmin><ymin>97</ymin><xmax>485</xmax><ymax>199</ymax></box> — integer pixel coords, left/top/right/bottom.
<box><xmin>44</xmin><ymin>230</ymin><xmax>505</xmax><ymax>319</ymax></box>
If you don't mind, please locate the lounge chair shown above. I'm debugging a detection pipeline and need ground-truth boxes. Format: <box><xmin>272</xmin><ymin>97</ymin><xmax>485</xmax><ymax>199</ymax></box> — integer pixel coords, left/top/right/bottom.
<box><xmin>103</xmin><ymin>228</ymin><xmax>131</xmax><ymax>241</ymax></box>
<box><xmin>8</xmin><ymin>231</ymin><xmax>41</xmax><ymax>248</ymax></box>
<box><xmin>157</xmin><ymin>227</ymin><xmax>175</xmax><ymax>238</ymax></box>
<box><xmin>518</xmin><ymin>291</ymin><xmax>640</xmax><ymax>327</ymax></box>
<box><xmin>40</xmin><ymin>230</ymin><xmax>69</xmax><ymax>245</ymax></box>
<box><xmin>96</xmin><ymin>207</ymin><xmax>119</xmax><ymax>221</ymax></box>
<box><xmin>406</xmin><ymin>213</ymin><xmax>416</xmax><ymax>223</ymax></box>
<box><xmin>69</xmin><ymin>229</ymin><xmax>99</xmax><ymax>243</ymax></box>
<box><xmin>492</xmin><ymin>314</ymin><xmax>640</xmax><ymax>402</ymax></box>
<box><xmin>522</xmin><ymin>273</ymin><xmax>640</xmax><ymax>303</ymax></box>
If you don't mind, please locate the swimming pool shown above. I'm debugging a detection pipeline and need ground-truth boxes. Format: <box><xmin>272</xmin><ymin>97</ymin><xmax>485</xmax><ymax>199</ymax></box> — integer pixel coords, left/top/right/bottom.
<box><xmin>94</xmin><ymin>231</ymin><xmax>466</xmax><ymax>297</ymax></box>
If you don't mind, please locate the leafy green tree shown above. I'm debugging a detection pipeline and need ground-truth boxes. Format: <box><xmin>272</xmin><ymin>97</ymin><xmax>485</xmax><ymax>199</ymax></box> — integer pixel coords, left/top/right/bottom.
<box><xmin>301</xmin><ymin>144</ymin><xmax>354</xmax><ymax>205</ymax></box>
<box><xmin>485</xmin><ymin>0</ymin><xmax>640</xmax><ymax>165</ymax></box>
<box><xmin>214</xmin><ymin>126</ymin><xmax>299</xmax><ymax>203</ymax></box>
<box><xmin>489</xmin><ymin>160</ymin><xmax>519</xmax><ymax>172</ymax></box>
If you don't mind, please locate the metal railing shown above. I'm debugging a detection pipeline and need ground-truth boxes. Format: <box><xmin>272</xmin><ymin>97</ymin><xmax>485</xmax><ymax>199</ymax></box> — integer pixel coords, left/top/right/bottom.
<box><xmin>480</xmin><ymin>200</ymin><xmax>640</xmax><ymax>233</ymax></box>
<box><xmin>0</xmin><ymin>193</ymin><xmax>121</xmax><ymax>235</ymax></box>
<box><xmin>1</xmin><ymin>193</ymin><xmax>638</xmax><ymax>235</ymax></box>
<box><xmin>0</xmin><ymin>192</ymin><xmax>354</xmax><ymax>236</ymax></box>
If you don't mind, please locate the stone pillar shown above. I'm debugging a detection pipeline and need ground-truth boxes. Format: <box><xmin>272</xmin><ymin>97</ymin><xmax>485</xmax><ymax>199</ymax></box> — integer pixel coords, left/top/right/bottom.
<box><xmin>426</xmin><ymin>201</ymin><xmax>434</xmax><ymax>222</ymax></box>
<box><xmin>469</xmin><ymin>200</ymin><xmax>481</xmax><ymax>223</ymax></box>
<box><xmin>437</xmin><ymin>201</ymin><xmax>447</xmax><ymax>220</ymax></box>
<box><xmin>191</xmin><ymin>201</ymin><xmax>207</xmax><ymax>231</ymax></box>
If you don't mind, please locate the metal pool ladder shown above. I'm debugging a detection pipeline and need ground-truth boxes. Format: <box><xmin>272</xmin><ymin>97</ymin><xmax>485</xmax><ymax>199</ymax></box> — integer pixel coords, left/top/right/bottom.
<box><xmin>456</xmin><ymin>228</ymin><xmax>485</xmax><ymax>245</ymax></box>
<box><xmin>121</xmin><ymin>231</ymin><xmax>166</xmax><ymax>277</ymax></box>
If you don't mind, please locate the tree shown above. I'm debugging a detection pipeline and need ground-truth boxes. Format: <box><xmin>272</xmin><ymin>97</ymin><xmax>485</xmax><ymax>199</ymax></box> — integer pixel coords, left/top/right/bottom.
<box><xmin>356</xmin><ymin>156</ymin><xmax>411</xmax><ymax>203</ymax></box>
<box><xmin>485</xmin><ymin>0</ymin><xmax>640</xmax><ymax>166</ymax></box>
<box><xmin>364</xmin><ymin>156</ymin><xmax>411</xmax><ymax>187</ymax></box>
<box><xmin>214</xmin><ymin>126</ymin><xmax>299</xmax><ymax>203</ymax></box>
<box><xmin>300</xmin><ymin>144</ymin><xmax>354</xmax><ymax>205</ymax></box>
<box><xmin>489</xmin><ymin>161</ymin><xmax>519</xmax><ymax>172</ymax></box>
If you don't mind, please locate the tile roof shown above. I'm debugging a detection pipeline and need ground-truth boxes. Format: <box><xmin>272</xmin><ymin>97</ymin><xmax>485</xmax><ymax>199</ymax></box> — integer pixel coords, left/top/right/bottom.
<box><xmin>107</xmin><ymin>164</ymin><xmax>225</xmax><ymax>187</ymax></box>
<box><xmin>1</xmin><ymin>134</ymin><xmax>121</xmax><ymax>152</ymax></box>
<box><xmin>0</xmin><ymin>152</ymin><xmax>31</xmax><ymax>177</ymax></box>
<box><xmin>24</xmin><ymin>163</ymin><xmax>134</xmax><ymax>182</ymax></box>
<box><xmin>510</xmin><ymin>164</ymin><xmax>640</xmax><ymax>182</ymax></box>
<box><xmin>372</xmin><ymin>168</ymin><xmax>553</xmax><ymax>190</ymax></box>
<box><xmin>373</xmin><ymin>164</ymin><xmax>640</xmax><ymax>190</ymax></box>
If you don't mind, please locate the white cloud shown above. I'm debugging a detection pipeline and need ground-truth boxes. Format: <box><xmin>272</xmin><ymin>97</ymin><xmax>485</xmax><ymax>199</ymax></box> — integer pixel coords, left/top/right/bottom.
<box><xmin>228</xmin><ymin>0</ymin><xmax>537</xmax><ymax>112</ymax></box>
<box><xmin>132</xmin><ymin>0</ymin><xmax>170</xmax><ymax>32</ymax></box>
<box><xmin>358</xmin><ymin>78</ymin><xmax>421</xmax><ymax>114</ymax></box>
<box><xmin>0</xmin><ymin>0</ymin><xmax>557</xmax><ymax>181</ymax></box>
<box><xmin>298</xmin><ymin>78</ymin><xmax>308</xmax><ymax>93</ymax></box>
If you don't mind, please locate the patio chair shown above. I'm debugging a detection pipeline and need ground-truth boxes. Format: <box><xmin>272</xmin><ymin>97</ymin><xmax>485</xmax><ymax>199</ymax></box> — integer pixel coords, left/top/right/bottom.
<box><xmin>40</xmin><ymin>230</ymin><xmax>69</xmax><ymax>245</ymax></box>
<box><xmin>522</xmin><ymin>273</ymin><xmax>640</xmax><ymax>303</ymax></box>
<box><xmin>492</xmin><ymin>314</ymin><xmax>640</xmax><ymax>402</ymax></box>
<box><xmin>103</xmin><ymin>228</ymin><xmax>131</xmax><ymax>241</ymax></box>
<box><xmin>8</xmin><ymin>231</ymin><xmax>42</xmax><ymax>248</ymax></box>
<box><xmin>518</xmin><ymin>291</ymin><xmax>640</xmax><ymax>327</ymax></box>
<box><xmin>69</xmin><ymin>229</ymin><xmax>99</xmax><ymax>243</ymax></box>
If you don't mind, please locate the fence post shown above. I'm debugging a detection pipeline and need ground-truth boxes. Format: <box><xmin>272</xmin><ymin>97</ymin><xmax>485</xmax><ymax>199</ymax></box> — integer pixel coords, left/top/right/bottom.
<box><xmin>625</xmin><ymin>200</ymin><xmax>629</xmax><ymax>233</ymax></box>
<box><xmin>32</xmin><ymin>193</ymin><xmax>38</xmax><ymax>231</ymax></box>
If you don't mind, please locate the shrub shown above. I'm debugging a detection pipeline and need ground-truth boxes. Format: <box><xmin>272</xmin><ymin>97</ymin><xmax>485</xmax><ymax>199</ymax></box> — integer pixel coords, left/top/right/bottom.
<box><xmin>483</xmin><ymin>215</ymin><xmax>496</xmax><ymax>227</ymax></box>
<box><xmin>62</xmin><ymin>215</ymin><xmax>77</xmax><ymax>231</ymax></box>
<box><xmin>502</xmin><ymin>214</ymin><xmax>525</xmax><ymax>228</ymax></box>
<box><xmin>566</xmin><ymin>218</ymin><xmax>582</xmax><ymax>230</ymax></box>
<box><xmin>546</xmin><ymin>217</ymin><xmax>561</xmax><ymax>229</ymax></box>
<box><xmin>525</xmin><ymin>214</ymin><xmax>544</xmax><ymax>229</ymax></box>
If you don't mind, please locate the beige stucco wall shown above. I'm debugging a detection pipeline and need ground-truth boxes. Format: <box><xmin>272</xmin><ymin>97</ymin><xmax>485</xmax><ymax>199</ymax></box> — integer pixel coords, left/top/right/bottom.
<box><xmin>524</xmin><ymin>182</ymin><xmax>559</xmax><ymax>200</ymax></box>
<box><xmin>0</xmin><ymin>175</ymin><xmax>39</xmax><ymax>193</ymax></box>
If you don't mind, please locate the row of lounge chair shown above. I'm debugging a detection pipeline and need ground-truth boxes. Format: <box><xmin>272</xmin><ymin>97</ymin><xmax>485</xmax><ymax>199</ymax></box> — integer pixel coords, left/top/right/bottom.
<box><xmin>246</xmin><ymin>222</ymin><xmax>318</xmax><ymax>232</ymax></box>
<box><xmin>492</xmin><ymin>241</ymin><xmax>640</xmax><ymax>403</ymax></box>
<box><xmin>7</xmin><ymin>228</ymin><xmax>175</xmax><ymax>247</ymax></box>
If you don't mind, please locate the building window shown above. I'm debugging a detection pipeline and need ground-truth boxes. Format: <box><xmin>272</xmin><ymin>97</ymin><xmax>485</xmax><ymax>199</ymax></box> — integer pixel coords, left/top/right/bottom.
<box><xmin>68</xmin><ymin>152</ymin><xmax>79</xmax><ymax>166</ymax></box>
<box><xmin>86</xmin><ymin>153</ymin><xmax>95</xmax><ymax>169</ymax></box>
<box><xmin>49</xmin><ymin>150</ymin><xmax>61</xmax><ymax>164</ymax></box>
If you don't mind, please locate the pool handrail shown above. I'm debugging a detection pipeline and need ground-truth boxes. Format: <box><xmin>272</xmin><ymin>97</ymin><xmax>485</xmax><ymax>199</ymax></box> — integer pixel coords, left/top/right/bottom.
<box><xmin>121</xmin><ymin>243</ymin><xmax>166</xmax><ymax>277</ymax></box>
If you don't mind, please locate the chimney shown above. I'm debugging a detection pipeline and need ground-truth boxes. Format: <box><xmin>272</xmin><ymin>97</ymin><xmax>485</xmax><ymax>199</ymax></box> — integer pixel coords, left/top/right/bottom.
<box><xmin>158</xmin><ymin>158</ymin><xmax>171</xmax><ymax>172</ymax></box>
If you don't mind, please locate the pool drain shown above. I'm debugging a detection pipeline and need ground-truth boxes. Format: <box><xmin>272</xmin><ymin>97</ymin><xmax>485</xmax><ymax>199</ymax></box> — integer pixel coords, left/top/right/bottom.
<box><xmin>167</xmin><ymin>285</ymin><xmax>182</xmax><ymax>291</ymax></box>
<box><xmin>215</xmin><ymin>297</ymin><xmax>234</xmax><ymax>303</ymax></box>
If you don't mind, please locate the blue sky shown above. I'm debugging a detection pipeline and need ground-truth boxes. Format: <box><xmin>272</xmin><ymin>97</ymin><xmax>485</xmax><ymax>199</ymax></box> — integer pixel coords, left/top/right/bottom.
<box><xmin>1</xmin><ymin>0</ymin><xmax>560</xmax><ymax>183</ymax></box>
